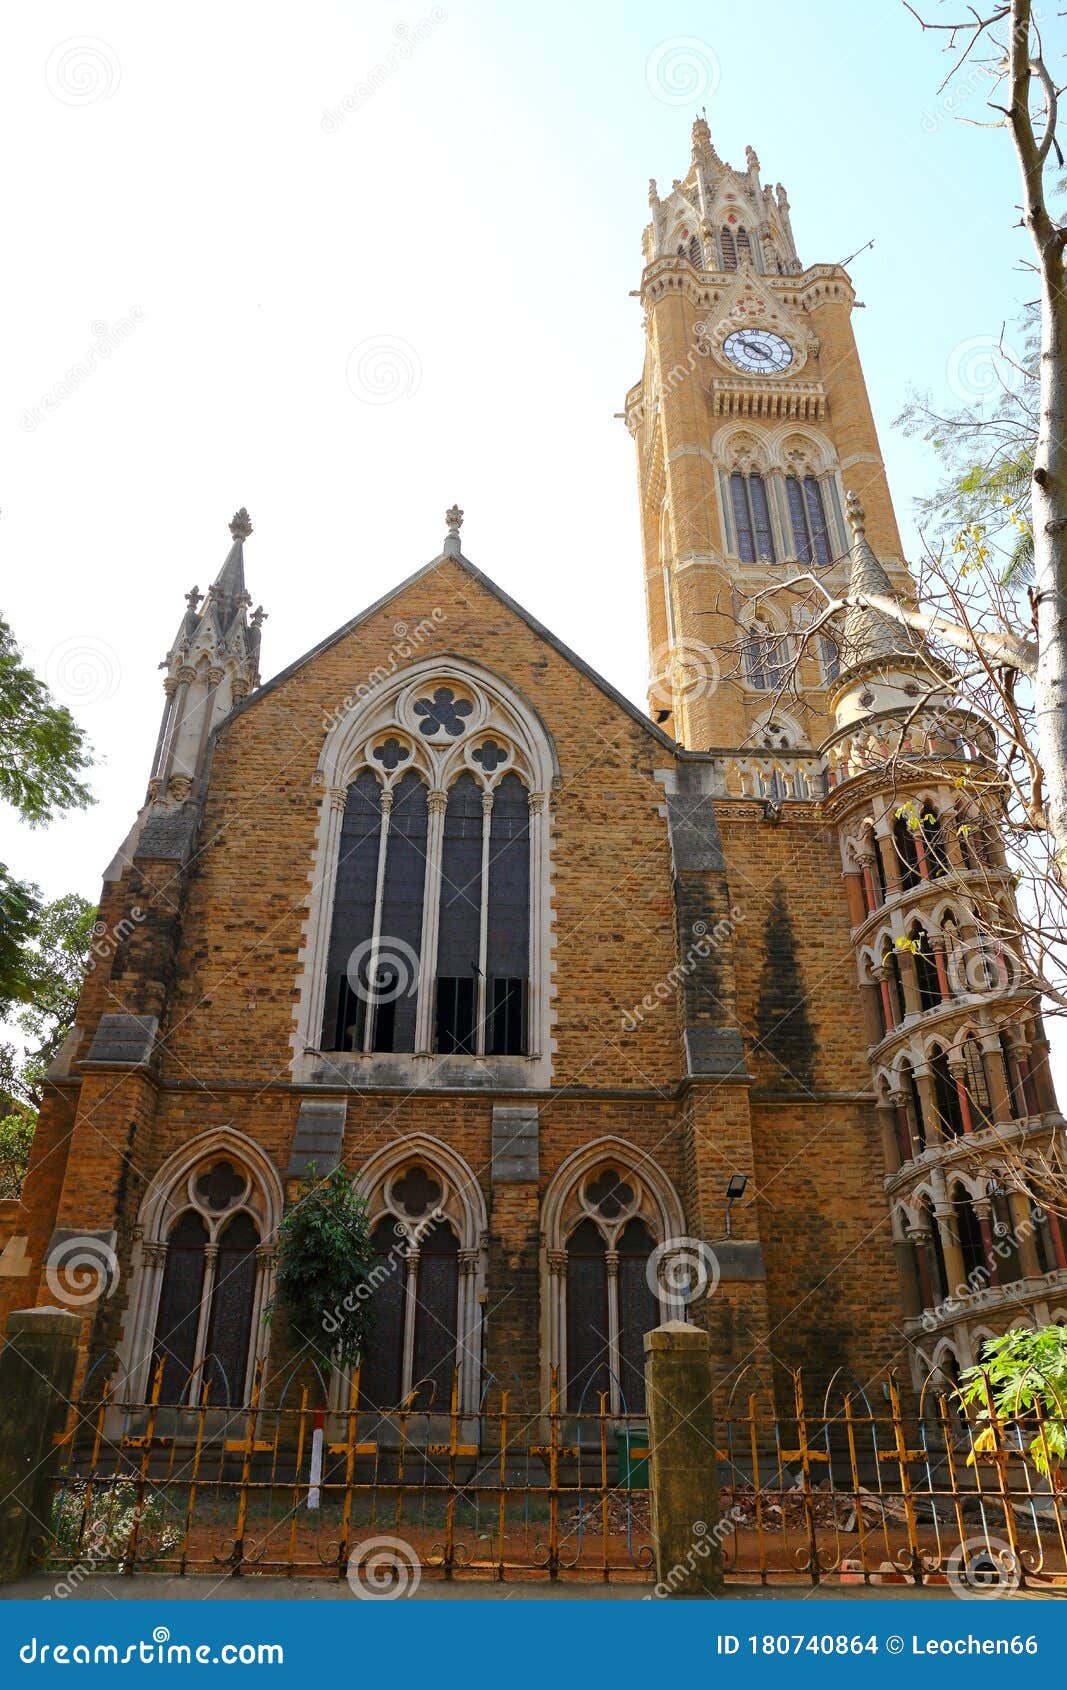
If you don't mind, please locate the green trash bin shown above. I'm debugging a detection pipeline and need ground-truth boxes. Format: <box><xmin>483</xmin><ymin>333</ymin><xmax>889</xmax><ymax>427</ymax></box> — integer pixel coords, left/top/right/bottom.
<box><xmin>615</xmin><ymin>1424</ymin><xmax>649</xmax><ymax>1488</ymax></box>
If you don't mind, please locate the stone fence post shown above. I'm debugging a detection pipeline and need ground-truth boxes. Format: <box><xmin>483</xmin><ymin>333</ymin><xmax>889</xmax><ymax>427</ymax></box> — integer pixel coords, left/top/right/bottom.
<box><xmin>644</xmin><ymin>1320</ymin><xmax>723</xmax><ymax>1596</ymax></box>
<box><xmin>0</xmin><ymin>1307</ymin><xmax>81</xmax><ymax>1582</ymax></box>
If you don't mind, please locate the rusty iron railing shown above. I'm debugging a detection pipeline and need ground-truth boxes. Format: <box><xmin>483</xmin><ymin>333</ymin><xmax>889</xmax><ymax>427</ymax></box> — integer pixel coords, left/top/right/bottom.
<box><xmin>38</xmin><ymin>1365</ymin><xmax>1067</xmax><ymax>1587</ymax></box>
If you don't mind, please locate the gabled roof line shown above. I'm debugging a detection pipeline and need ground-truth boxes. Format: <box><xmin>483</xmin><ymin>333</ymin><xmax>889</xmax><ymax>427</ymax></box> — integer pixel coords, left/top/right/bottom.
<box><xmin>224</xmin><ymin>549</ymin><xmax>682</xmax><ymax>754</ymax></box>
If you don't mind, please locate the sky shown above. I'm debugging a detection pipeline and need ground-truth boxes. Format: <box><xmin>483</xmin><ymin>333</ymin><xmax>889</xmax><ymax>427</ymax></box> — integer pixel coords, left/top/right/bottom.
<box><xmin>0</xmin><ymin>0</ymin><xmax>1059</xmax><ymax>1074</ymax></box>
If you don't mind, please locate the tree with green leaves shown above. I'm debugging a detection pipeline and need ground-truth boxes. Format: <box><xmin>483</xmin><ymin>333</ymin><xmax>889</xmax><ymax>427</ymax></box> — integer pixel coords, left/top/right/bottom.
<box><xmin>0</xmin><ymin>612</ymin><xmax>93</xmax><ymax>824</ymax></box>
<box><xmin>958</xmin><ymin>1326</ymin><xmax>1067</xmax><ymax>1481</ymax></box>
<box><xmin>0</xmin><ymin>891</ymin><xmax>95</xmax><ymax>1195</ymax></box>
<box><xmin>269</xmin><ymin>1166</ymin><xmax>379</xmax><ymax>1370</ymax></box>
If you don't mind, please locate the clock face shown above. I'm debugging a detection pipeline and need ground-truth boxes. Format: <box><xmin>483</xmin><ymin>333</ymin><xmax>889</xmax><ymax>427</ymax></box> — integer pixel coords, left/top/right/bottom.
<box><xmin>722</xmin><ymin>328</ymin><xmax>793</xmax><ymax>375</ymax></box>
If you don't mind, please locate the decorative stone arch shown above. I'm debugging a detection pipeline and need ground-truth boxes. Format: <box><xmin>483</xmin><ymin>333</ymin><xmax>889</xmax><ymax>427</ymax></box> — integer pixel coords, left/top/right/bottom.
<box><xmin>765</xmin><ymin>423</ymin><xmax>837</xmax><ymax>476</ymax></box>
<box><xmin>739</xmin><ymin>600</ymin><xmax>791</xmax><ymax>692</ymax></box>
<box><xmin>746</xmin><ymin>708</ymin><xmax>808</xmax><ymax>751</ymax></box>
<box><xmin>713</xmin><ymin>424</ymin><xmax>772</xmax><ymax>475</ymax></box>
<box><xmin>291</xmin><ymin>654</ymin><xmax>558</xmax><ymax>1086</ymax></box>
<box><xmin>541</xmin><ymin>1136</ymin><xmax>688</xmax><ymax>1411</ymax></box>
<box><xmin>119</xmin><ymin>1127</ymin><xmax>284</xmax><ymax>1403</ymax></box>
<box><xmin>347</xmin><ymin>1134</ymin><xmax>488</xmax><ymax>1414</ymax></box>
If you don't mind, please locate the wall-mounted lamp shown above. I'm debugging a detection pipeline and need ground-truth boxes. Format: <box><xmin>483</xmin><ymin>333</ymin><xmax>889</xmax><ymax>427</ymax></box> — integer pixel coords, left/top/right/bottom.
<box><xmin>725</xmin><ymin>1173</ymin><xmax>748</xmax><ymax>1239</ymax></box>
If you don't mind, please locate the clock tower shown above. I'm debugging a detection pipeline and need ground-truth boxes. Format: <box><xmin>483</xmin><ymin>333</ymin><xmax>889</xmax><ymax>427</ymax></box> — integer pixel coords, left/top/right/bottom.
<box><xmin>624</xmin><ymin>116</ymin><xmax>909</xmax><ymax>756</ymax></box>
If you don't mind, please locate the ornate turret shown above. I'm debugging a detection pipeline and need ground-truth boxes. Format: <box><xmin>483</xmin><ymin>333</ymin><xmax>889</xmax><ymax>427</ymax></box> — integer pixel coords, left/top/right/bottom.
<box><xmin>148</xmin><ymin>509</ymin><xmax>265</xmax><ymax>806</ymax></box>
<box><xmin>642</xmin><ymin>115</ymin><xmax>800</xmax><ymax>275</ymax></box>
<box><xmin>819</xmin><ymin>501</ymin><xmax>1065</xmax><ymax>1396</ymax></box>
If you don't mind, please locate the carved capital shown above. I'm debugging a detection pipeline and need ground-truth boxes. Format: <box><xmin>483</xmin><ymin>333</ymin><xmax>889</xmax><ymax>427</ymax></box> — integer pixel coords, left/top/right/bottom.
<box><xmin>527</xmin><ymin>791</ymin><xmax>547</xmax><ymax>816</ymax></box>
<box><xmin>176</xmin><ymin>665</ymin><xmax>197</xmax><ymax>687</ymax></box>
<box><xmin>547</xmin><ymin>1250</ymin><xmax>568</xmax><ymax>1274</ymax></box>
<box><xmin>427</xmin><ymin>789</ymin><xmax>449</xmax><ymax>816</ymax></box>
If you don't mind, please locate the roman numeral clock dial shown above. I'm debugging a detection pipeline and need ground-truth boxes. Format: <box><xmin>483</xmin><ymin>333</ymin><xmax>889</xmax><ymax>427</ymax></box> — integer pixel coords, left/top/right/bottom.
<box><xmin>722</xmin><ymin>328</ymin><xmax>793</xmax><ymax>374</ymax></box>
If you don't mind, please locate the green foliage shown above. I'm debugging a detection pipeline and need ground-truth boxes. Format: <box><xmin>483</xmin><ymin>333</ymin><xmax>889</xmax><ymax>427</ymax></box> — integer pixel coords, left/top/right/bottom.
<box><xmin>0</xmin><ymin>613</ymin><xmax>93</xmax><ymax>824</ymax></box>
<box><xmin>270</xmin><ymin>1165</ymin><xmax>378</xmax><ymax>1369</ymax></box>
<box><xmin>47</xmin><ymin>1481</ymin><xmax>181</xmax><ymax>1569</ymax></box>
<box><xmin>0</xmin><ymin>1107</ymin><xmax>35</xmax><ymax>1199</ymax></box>
<box><xmin>0</xmin><ymin>864</ymin><xmax>42</xmax><ymax>1017</ymax></box>
<box><xmin>957</xmin><ymin>1326</ymin><xmax>1067</xmax><ymax>1477</ymax></box>
<box><xmin>2</xmin><ymin>892</ymin><xmax>96</xmax><ymax>1107</ymax></box>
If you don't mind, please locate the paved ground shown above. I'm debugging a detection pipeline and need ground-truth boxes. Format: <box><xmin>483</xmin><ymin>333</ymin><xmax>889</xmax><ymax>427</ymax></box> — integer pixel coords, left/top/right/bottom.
<box><xmin>0</xmin><ymin>1574</ymin><xmax>985</xmax><ymax>1601</ymax></box>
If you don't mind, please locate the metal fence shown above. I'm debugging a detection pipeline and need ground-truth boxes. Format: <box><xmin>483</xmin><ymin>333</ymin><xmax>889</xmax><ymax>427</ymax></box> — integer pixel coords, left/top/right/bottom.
<box><xmin>37</xmin><ymin>1364</ymin><xmax>1067</xmax><ymax>1589</ymax></box>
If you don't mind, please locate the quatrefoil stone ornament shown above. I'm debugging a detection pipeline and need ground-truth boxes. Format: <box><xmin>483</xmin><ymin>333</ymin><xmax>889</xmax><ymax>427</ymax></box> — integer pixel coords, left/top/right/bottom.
<box><xmin>471</xmin><ymin>739</ymin><xmax>508</xmax><ymax>773</ymax></box>
<box><xmin>372</xmin><ymin>736</ymin><xmax>411</xmax><ymax>772</ymax></box>
<box><xmin>413</xmin><ymin>687</ymin><xmax>473</xmax><ymax>737</ymax></box>
<box><xmin>393</xmin><ymin>1165</ymin><xmax>443</xmax><ymax>1218</ymax></box>
<box><xmin>586</xmin><ymin>1169</ymin><xmax>635</xmax><ymax>1219</ymax></box>
<box><xmin>195</xmin><ymin>1160</ymin><xmax>245</xmax><ymax>1212</ymax></box>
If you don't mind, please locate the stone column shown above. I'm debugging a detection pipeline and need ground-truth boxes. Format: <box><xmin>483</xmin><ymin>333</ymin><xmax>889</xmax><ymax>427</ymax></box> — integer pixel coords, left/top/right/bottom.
<box><xmin>644</xmin><ymin>1322</ymin><xmax>722</xmax><ymax>1596</ymax></box>
<box><xmin>875</xmin><ymin>829</ymin><xmax>902</xmax><ymax>899</ymax></box>
<box><xmin>0</xmin><ymin>1306</ymin><xmax>81</xmax><ymax>1582</ymax></box>
<box><xmin>1007</xmin><ymin>1190</ymin><xmax>1043</xmax><ymax>1278</ymax></box>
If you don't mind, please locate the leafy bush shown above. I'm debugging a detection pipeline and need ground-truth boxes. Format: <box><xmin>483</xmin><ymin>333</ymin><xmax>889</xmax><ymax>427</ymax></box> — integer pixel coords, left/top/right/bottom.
<box><xmin>958</xmin><ymin>1326</ymin><xmax>1067</xmax><ymax>1478</ymax></box>
<box><xmin>270</xmin><ymin>1165</ymin><xmax>378</xmax><ymax>1369</ymax></box>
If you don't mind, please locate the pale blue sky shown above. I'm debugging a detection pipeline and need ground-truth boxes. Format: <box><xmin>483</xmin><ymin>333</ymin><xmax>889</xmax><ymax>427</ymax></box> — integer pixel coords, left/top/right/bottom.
<box><xmin>0</xmin><ymin>1</ymin><xmax>1045</xmax><ymax>947</ymax></box>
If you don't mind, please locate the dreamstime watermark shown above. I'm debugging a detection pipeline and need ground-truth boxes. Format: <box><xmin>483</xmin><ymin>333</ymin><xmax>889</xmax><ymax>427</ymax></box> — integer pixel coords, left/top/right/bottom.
<box><xmin>322</xmin><ymin>1209</ymin><xmax>444</xmax><ymax>1336</ymax></box>
<box><xmin>321</xmin><ymin>12</ymin><xmax>447</xmax><ymax>133</ymax></box>
<box><xmin>622</xmin><ymin>909</ymin><xmax>744</xmax><ymax>1032</ymax></box>
<box><xmin>44</xmin><ymin>1234</ymin><xmax>120</xmax><ymax>1308</ymax></box>
<box><xmin>345</xmin><ymin>334</ymin><xmax>422</xmax><ymax>405</ymax></box>
<box><xmin>946</xmin><ymin>334</ymin><xmax>1026</xmax><ymax>405</ymax></box>
<box><xmin>45</xmin><ymin>37</ymin><xmax>121</xmax><ymax>106</ymax></box>
<box><xmin>946</xmin><ymin>1535</ymin><xmax>1021</xmax><ymax>1600</ymax></box>
<box><xmin>644</xmin><ymin>1509</ymin><xmax>743</xmax><ymax>1598</ymax></box>
<box><xmin>346</xmin><ymin>1534</ymin><xmax>421</xmax><ymax>1598</ymax></box>
<box><xmin>321</xmin><ymin>612</ymin><xmax>447</xmax><ymax>730</ymax></box>
<box><xmin>19</xmin><ymin>1631</ymin><xmax>284</xmax><ymax>1665</ymax></box>
<box><xmin>45</xmin><ymin>634</ymin><xmax>122</xmax><ymax>707</ymax></box>
<box><xmin>644</xmin><ymin>38</ymin><xmax>720</xmax><ymax>107</ymax></box>
<box><xmin>20</xmin><ymin>309</ymin><xmax>145</xmax><ymax>431</ymax></box>
<box><xmin>85</xmin><ymin>907</ymin><xmax>146</xmax><ymax>973</ymax></box>
<box><xmin>647</xmin><ymin>1236</ymin><xmax>721</xmax><ymax>1307</ymax></box>
<box><xmin>628</xmin><ymin>320</ymin><xmax>715</xmax><ymax>432</ymax></box>
<box><xmin>945</xmin><ymin>935</ymin><xmax>1024</xmax><ymax>1005</ymax></box>
<box><xmin>648</xmin><ymin>637</ymin><xmax>722</xmax><ymax>716</ymax></box>
<box><xmin>345</xmin><ymin>935</ymin><xmax>421</xmax><ymax>1007</ymax></box>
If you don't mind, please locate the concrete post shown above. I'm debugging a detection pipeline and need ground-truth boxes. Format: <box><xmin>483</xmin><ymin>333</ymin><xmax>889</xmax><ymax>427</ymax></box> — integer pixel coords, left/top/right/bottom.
<box><xmin>0</xmin><ymin>1306</ymin><xmax>81</xmax><ymax>1582</ymax></box>
<box><xmin>644</xmin><ymin>1320</ymin><xmax>723</xmax><ymax>1596</ymax></box>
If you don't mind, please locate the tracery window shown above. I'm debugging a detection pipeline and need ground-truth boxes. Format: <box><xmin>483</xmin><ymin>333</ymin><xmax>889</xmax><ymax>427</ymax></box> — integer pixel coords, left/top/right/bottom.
<box><xmin>730</xmin><ymin>471</ymin><xmax>776</xmax><ymax>563</ymax></box>
<box><xmin>307</xmin><ymin>667</ymin><xmax>552</xmax><ymax>1070</ymax></box>
<box><xmin>351</xmin><ymin>1141</ymin><xmax>486</xmax><ymax>1415</ymax></box>
<box><xmin>743</xmin><ymin>614</ymin><xmax>788</xmax><ymax>692</ymax></box>
<box><xmin>564</xmin><ymin>1170</ymin><xmax>660</xmax><ymax>1414</ymax></box>
<box><xmin>785</xmin><ymin>474</ymin><xmax>833</xmax><ymax>567</ymax></box>
<box><xmin>543</xmin><ymin>1147</ymin><xmax>687</xmax><ymax>1415</ymax></box>
<box><xmin>123</xmin><ymin>1139</ymin><xmax>281</xmax><ymax>1408</ymax></box>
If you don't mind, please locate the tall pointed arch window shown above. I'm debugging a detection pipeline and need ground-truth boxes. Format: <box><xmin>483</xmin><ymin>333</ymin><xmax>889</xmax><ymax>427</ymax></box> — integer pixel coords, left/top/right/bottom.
<box><xmin>720</xmin><ymin>226</ymin><xmax>737</xmax><ymax>269</ymax></box>
<box><xmin>730</xmin><ymin>472</ymin><xmax>776</xmax><ymax>563</ymax></box>
<box><xmin>133</xmin><ymin>1149</ymin><xmax>277</xmax><ymax>1408</ymax></box>
<box><xmin>543</xmin><ymin>1148</ymin><xmax>687</xmax><ymax>1416</ymax></box>
<box><xmin>309</xmin><ymin>669</ymin><xmax>551</xmax><ymax>1069</ymax></box>
<box><xmin>351</xmin><ymin>1144</ymin><xmax>487</xmax><ymax>1416</ymax></box>
<box><xmin>785</xmin><ymin>474</ymin><xmax>833</xmax><ymax>566</ymax></box>
<box><xmin>563</xmin><ymin>1170</ymin><xmax>661</xmax><ymax>1414</ymax></box>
